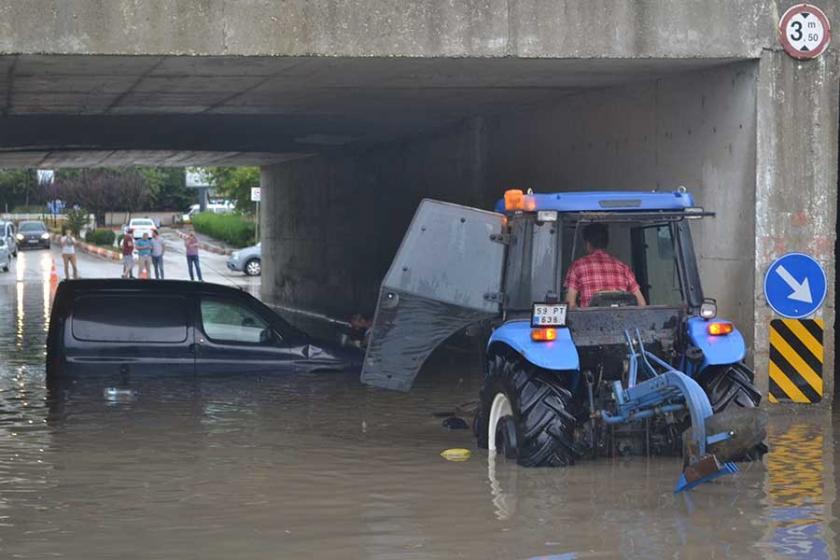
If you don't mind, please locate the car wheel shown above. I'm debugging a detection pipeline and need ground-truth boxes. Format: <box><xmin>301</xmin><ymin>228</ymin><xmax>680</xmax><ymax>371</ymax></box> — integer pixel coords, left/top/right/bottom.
<box><xmin>476</xmin><ymin>355</ymin><xmax>579</xmax><ymax>467</ymax></box>
<box><xmin>244</xmin><ymin>258</ymin><xmax>261</xmax><ymax>276</ymax></box>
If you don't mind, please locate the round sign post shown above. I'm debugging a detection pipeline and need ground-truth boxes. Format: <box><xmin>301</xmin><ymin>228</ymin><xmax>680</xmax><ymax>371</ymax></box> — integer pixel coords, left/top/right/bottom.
<box><xmin>779</xmin><ymin>4</ymin><xmax>831</xmax><ymax>60</ymax></box>
<box><xmin>764</xmin><ymin>253</ymin><xmax>827</xmax><ymax>319</ymax></box>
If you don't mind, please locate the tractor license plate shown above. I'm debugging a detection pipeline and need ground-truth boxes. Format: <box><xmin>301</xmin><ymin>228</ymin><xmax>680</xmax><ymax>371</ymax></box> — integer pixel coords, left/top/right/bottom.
<box><xmin>532</xmin><ymin>303</ymin><xmax>567</xmax><ymax>327</ymax></box>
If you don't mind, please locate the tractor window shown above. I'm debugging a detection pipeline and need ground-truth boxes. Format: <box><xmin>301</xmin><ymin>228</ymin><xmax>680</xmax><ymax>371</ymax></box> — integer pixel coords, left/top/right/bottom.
<box><xmin>561</xmin><ymin>221</ymin><xmax>684</xmax><ymax>307</ymax></box>
<box><xmin>631</xmin><ymin>224</ymin><xmax>683</xmax><ymax>306</ymax></box>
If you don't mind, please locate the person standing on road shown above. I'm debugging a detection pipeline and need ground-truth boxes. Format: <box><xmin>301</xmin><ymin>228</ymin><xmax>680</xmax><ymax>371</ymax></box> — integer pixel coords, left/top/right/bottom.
<box><xmin>59</xmin><ymin>227</ymin><xmax>79</xmax><ymax>279</ymax></box>
<box><xmin>136</xmin><ymin>232</ymin><xmax>153</xmax><ymax>279</ymax></box>
<box><xmin>151</xmin><ymin>230</ymin><xmax>165</xmax><ymax>279</ymax></box>
<box><xmin>121</xmin><ymin>230</ymin><xmax>135</xmax><ymax>279</ymax></box>
<box><xmin>185</xmin><ymin>232</ymin><xmax>203</xmax><ymax>281</ymax></box>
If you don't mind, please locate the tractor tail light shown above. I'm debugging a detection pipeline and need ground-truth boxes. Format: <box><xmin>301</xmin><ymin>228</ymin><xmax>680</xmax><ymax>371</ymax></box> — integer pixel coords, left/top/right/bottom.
<box><xmin>707</xmin><ymin>322</ymin><xmax>734</xmax><ymax>336</ymax></box>
<box><xmin>531</xmin><ymin>328</ymin><xmax>557</xmax><ymax>342</ymax></box>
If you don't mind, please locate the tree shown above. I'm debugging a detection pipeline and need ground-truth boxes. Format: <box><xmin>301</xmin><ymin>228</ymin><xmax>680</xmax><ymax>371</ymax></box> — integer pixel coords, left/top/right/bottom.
<box><xmin>141</xmin><ymin>168</ymin><xmax>193</xmax><ymax>210</ymax></box>
<box><xmin>0</xmin><ymin>169</ymin><xmax>42</xmax><ymax>212</ymax></box>
<box><xmin>55</xmin><ymin>168</ymin><xmax>150</xmax><ymax>226</ymax></box>
<box><xmin>203</xmin><ymin>167</ymin><xmax>260</xmax><ymax>213</ymax></box>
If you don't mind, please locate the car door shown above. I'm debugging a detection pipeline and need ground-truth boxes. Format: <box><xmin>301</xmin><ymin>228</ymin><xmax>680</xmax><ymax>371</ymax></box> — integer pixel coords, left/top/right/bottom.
<box><xmin>361</xmin><ymin>199</ymin><xmax>506</xmax><ymax>391</ymax></box>
<box><xmin>194</xmin><ymin>294</ymin><xmax>299</xmax><ymax>375</ymax></box>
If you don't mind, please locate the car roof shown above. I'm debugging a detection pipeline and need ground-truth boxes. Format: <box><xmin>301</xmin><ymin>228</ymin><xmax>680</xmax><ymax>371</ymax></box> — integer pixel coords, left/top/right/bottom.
<box><xmin>55</xmin><ymin>279</ymin><xmax>247</xmax><ymax>299</ymax></box>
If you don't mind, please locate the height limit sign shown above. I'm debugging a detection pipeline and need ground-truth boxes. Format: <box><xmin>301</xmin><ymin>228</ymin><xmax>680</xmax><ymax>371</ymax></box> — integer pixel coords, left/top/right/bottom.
<box><xmin>779</xmin><ymin>4</ymin><xmax>831</xmax><ymax>60</ymax></box>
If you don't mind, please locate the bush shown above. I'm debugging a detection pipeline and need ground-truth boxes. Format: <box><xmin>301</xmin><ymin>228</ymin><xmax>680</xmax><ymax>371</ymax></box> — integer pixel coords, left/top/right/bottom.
<box><xmin>88</xmin><ymin>228</ymin><xmax>116</xmax><ymax>247</ymax></box>
<box><xmin>191</xmin><ymin>212</ymin><xmax>255</xmax><ymax>248</ymax></box>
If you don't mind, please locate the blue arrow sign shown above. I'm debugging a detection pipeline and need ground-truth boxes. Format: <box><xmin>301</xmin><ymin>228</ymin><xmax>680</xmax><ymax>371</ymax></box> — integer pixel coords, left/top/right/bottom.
<box><xmin>764</xmin><ymin>253</ymin><xmax>827</xmax><ymax>319</ymax></box>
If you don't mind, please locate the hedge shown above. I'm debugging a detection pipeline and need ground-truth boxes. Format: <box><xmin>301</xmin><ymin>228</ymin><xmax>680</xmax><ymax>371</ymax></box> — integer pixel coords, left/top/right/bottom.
<box><xmin>190</xmin><ymin>212</ymin><xmax>255</xmax><ymax>248</ymax></box>
<box><xmin>87</xmin><ymin>228</ymin><xmax>116</xmax><ymax>247</ymax></box>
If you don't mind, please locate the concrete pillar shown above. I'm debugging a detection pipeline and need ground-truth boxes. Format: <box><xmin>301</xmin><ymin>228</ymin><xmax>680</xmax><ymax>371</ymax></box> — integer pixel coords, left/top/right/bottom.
<box><xmin>754</xmin><ymin>49</ymin><xmax>840</xmax><ymax>402</ymax></box>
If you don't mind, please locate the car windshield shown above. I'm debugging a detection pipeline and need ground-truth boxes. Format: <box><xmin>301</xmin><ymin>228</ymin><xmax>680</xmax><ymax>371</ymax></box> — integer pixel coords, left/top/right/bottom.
<box><xmin>19</xmin><ymin>222</ymin><xmax>45</xmax><ymax>233</ymax></box>
<box><xmin>131</xmin><ymin>219</ymin><xmax>154</xmax><ymax>226</ymax></box>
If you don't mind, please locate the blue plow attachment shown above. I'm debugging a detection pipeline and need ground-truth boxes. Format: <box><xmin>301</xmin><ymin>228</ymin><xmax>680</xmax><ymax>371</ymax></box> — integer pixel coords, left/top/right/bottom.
<box><xmin>602</xmin><ymin>330</ymin><xmax>741</xmax><ymax>493</ymax></box>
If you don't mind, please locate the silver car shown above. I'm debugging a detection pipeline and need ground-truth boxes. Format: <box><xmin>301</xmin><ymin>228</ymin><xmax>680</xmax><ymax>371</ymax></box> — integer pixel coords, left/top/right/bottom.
<box><xmin>226</xmin><ymin>243</ymin><xmax>261</xmax><ymax>276</ymax></box>
<box><xmin>0</xmin><ymin>237</ymin><xmax>12</xmax><ymax>272</ymax></box>
<box><xmin>0</xmin><ymin>221</ymin><xmax>17</xmax><ymax>257</ymax></box>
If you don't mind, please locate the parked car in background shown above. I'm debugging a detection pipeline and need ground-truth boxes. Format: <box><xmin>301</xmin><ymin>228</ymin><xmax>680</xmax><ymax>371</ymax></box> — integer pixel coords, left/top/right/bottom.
<box><xmin>124</xmin><ymin>218</ymin><xmax>157</xmax><ymax>239</ymax></box>
<box><xmin>0</xmin><ymin>238</ymin><xmax>12</xmax><ymax>271</ymax></box>
<box><xmin>16</xmin><ymin>221</ymin><xmax>50</xmax><ymax>250</ymax></box>
<box><xmin>0</xmin><ymin>221</ymin><xmax>17</xmax><ymax>257</ymax></box>
<box><xmin>182</xmin><ymin>201</ymin><xmax>236</xmax><ymax>223</ymax></box>
<box><xmin>227</xmin><ymin>243</ymin><xmax>261</xmax><ymax>276</ymax></box>
<box><xmin>46</xmin><ymin>280</ymin><xmax>361</xmax><ymax>381</ymax></box>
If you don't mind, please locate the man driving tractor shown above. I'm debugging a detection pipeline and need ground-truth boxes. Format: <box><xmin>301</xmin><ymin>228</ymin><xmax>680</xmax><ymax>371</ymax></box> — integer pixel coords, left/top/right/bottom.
<box><xmin>564</xmin><ymin>223</ymin><xmax>647</xmax><ymax>308</ymax></box>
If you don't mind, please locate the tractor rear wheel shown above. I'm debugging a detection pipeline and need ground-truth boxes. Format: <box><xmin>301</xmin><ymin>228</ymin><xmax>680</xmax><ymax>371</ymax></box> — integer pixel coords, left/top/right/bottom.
<box><xmin>701</xmin><ymin>363</ymin><xmax>761</xmax><ymax>411</ymax></box>
<box><xmin>698</xmin><ymin>363</ymin><xmax>767</xmax><ymax>460</ymax></box>
<box><xmin>475</xmin><ymin>356</ymin><xmax>579</xmax><ymax>467</ymax></box>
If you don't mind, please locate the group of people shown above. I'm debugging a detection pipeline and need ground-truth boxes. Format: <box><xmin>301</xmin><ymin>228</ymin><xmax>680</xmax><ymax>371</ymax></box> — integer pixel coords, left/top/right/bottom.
<box><xmin>120</xmin><ymin>230</ymin><xmax>202</xmax><ymax>281</ymax></box>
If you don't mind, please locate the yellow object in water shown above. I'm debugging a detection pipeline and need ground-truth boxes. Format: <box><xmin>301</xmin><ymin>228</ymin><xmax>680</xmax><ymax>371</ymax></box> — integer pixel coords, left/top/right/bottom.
<box><xmin>440</xmin><ymin>448</ymin><xmax>471</xmax><ymax>462</ymax></box>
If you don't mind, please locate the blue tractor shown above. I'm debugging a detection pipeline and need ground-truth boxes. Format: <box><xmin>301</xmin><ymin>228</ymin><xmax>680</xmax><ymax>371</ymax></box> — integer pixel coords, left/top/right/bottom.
<box><xmin>361</xmin><ymin>189</ymin><xmax>766</xmax><ymax>491</ymax></box>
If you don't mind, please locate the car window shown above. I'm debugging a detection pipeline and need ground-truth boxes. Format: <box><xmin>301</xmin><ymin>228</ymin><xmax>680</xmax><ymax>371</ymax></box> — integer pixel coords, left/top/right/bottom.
<box><xmin>72</xmin><ymin>295</ymin><xmax>189</xmax><ymax>343</ymax></box>
<box><xmin>19</xmin><ymin>222</ymin><xmax>46</xmax><ymax>232</ymax></box>
<box><xmin>200</xmin><ymin>298</ymin><xmax>273</xmax><ymax>344</ymax></box>
<box><xmin>131</xmin><ymin>219</ymin><xmax>154</xmax><ymax>226</ymax></box>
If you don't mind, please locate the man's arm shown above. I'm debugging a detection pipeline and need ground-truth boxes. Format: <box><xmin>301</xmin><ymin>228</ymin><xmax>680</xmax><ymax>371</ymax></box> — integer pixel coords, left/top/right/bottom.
<box><xmin>565</xmin><ymin>287</ymin><xmax>578</xmax><ymax>309</ymax></box>
<box><xmin>632</xmin><ymin>288</ymin><xmax>647</xmax><ymax>307</ymax></box>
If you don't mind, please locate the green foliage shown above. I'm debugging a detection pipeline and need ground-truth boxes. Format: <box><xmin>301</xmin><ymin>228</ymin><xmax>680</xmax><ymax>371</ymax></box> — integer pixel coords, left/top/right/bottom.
<box><xmin>202</xmin><ymin>167</ymin><xmax>260</xmax><ymax>213</ymax></box>
<box><xmin>191</xmin><ymin>212</ymin><xmax>256</xmax><ymax>248</ymax></box>
<box><xmin>141</xmin><ymin>168</ymin><xmax>193</xmax><ymax>210</ymax></box>
<box><xmin>0</xmin><ymin>169</ymin><xmax>41</xmax><ymax>211</ymax></box>
<box><xmin>88</xmin><ymin>228</ymin><xmax>116</xmax><ymax>247</ymax></box>
<box><xmin>64</xmin><ymin>207</ymin><xmax>89</xmax><ymax>236</ymax></box>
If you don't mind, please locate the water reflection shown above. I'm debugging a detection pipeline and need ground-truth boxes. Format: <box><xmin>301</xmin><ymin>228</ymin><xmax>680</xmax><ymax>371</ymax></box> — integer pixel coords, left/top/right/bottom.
<box><xmin>763</xmin><ymin>419</ymin><xmax>833</xmax><ymax>558</ymax></box>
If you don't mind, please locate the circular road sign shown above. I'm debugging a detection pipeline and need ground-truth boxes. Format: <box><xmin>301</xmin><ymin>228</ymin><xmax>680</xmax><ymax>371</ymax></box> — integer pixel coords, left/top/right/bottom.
<box><xmin>764</xmin><ymin>252</ymin><xmax>827</xmax><ymax>319</ymax></box>
<box><xmin>779</xmin><ymin>4</ymin><xmax>831</xmax><ymax>60</ymax></box>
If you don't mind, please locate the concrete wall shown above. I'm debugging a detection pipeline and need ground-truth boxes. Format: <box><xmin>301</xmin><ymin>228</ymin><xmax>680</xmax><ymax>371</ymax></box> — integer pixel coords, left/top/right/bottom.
<box><xmin>262</xmin><ymin>62</ymin><xmax>759</xmax><ymax>351</ymax></box>
<box><xmin>755</xmin><ymin>50</ymin><xmax>839</xmax><ymax>398</ymax></box>
<box><xmin>0</xmin><ymin>0</ymin><xmax>781</xmax><ymax>58</ymax></box>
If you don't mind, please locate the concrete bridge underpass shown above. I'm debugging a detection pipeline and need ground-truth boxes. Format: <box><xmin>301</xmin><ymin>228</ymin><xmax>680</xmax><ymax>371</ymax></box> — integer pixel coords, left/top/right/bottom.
<box><xmin>0</xmin><ymin>0</ymin><xmax>837</xmax><ymax>402</ymax></box>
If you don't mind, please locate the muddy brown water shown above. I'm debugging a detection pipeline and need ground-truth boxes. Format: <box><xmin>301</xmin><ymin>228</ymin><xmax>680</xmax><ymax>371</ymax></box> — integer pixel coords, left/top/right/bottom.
<box><xmin>0</xmin><ymin>265</ymin><xmax>837</xmax><ymax>559</ymax></box>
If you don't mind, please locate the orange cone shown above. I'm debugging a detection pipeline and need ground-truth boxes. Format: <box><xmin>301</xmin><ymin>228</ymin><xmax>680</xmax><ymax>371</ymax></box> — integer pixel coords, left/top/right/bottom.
<box><xmin>139</xmin><ymin>267</ymin><xmax>148</xmax><ymax>280</ymax></box>
<box><xmin>50</xmin><ymin>259</ymin><xmax>59</xmax><ymax>286</ymax></box>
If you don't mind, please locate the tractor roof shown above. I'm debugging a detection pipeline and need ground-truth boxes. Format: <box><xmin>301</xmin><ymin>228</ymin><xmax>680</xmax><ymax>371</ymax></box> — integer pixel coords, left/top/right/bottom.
<box><xmin>495</xmin><ymin>190</ymin><xmax>696</xmax><ymax>213</ymax></box>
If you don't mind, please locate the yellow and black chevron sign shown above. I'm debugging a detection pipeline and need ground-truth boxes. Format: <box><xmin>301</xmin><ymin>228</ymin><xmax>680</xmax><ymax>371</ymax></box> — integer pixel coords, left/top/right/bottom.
<box><xmin>769</xmin><ymin>319</ymin><xmax>824</xmax><ymax>404</ymax></box>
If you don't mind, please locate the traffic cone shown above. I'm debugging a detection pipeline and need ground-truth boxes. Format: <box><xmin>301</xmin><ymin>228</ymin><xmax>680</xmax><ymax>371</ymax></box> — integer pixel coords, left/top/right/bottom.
<box><xmin>50</xmin><ymin>259</ymin><xmax>59</xmax><ymax>286</ymax></box>
<box><xmin>139</xmin><ymin>267</ymin><xmax>148</xmax><ymax>280</ymax></box>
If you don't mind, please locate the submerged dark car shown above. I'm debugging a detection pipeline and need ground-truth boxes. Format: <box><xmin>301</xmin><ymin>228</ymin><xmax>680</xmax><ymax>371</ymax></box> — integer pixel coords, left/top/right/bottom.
<box><xmin>47</xmin><ymin>280</ymin><xmax>361</xmax><ymax>381</ymax></box>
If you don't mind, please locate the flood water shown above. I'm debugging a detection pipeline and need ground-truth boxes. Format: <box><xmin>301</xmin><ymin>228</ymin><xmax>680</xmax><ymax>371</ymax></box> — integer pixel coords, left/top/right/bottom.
<box><xmin>0</xmin><ymin>252</ymin><xmax>838</xmax><ymax>559</ymax></box>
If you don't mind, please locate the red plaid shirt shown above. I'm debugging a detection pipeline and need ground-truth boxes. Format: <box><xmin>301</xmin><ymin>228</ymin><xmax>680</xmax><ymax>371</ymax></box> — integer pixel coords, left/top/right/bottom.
<box><xmin>564</xmin><ymin>250</ymin><xmax>640</xmax><ymax>307</ymax></box>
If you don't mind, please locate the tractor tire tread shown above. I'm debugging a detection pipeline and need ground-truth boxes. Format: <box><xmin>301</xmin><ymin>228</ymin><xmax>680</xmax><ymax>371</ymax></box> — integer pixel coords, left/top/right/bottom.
<box><xmin>476</xmin><ymin>356</ymin><xmax>579</xmax><ymax>467</ymax></box>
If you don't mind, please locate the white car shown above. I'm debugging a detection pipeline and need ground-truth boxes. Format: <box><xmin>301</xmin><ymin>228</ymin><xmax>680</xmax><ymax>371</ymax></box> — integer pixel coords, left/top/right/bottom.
<box><xmin>182</xmin><ymin>201</ymin><xmax>236</xmax><ymax>223</ymax></box>
<box><xmin>124</xmin><ymin>218</ymin><xmax>157</xmax><ymax>239</ymax></box>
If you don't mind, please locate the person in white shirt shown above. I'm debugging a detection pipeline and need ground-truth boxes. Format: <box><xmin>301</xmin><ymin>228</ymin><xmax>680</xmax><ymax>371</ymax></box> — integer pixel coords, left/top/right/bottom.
<box><xmin>60</xmin><ymin>227</ymin><xmax>79</xmax><ymax>279</ymax></box>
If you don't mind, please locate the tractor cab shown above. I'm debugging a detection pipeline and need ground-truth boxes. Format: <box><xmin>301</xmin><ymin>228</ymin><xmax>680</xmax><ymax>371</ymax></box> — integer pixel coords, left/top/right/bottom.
<box><xmin>497</xmin><ymin>189</ymin><xmax>717</xmax><ymax>385</ymax></box>
<box><xmin>361</xmin><ymin>189</ymin><xmax>765</xmax><ymax>492</ymax></box>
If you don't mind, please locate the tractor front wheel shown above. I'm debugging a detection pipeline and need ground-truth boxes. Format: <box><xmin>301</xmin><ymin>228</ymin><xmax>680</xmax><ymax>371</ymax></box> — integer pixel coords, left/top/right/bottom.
<box><xmin>476</xmin><ymin>356</ymin><xmax>579</xmax><ymax>467</ymax></box>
